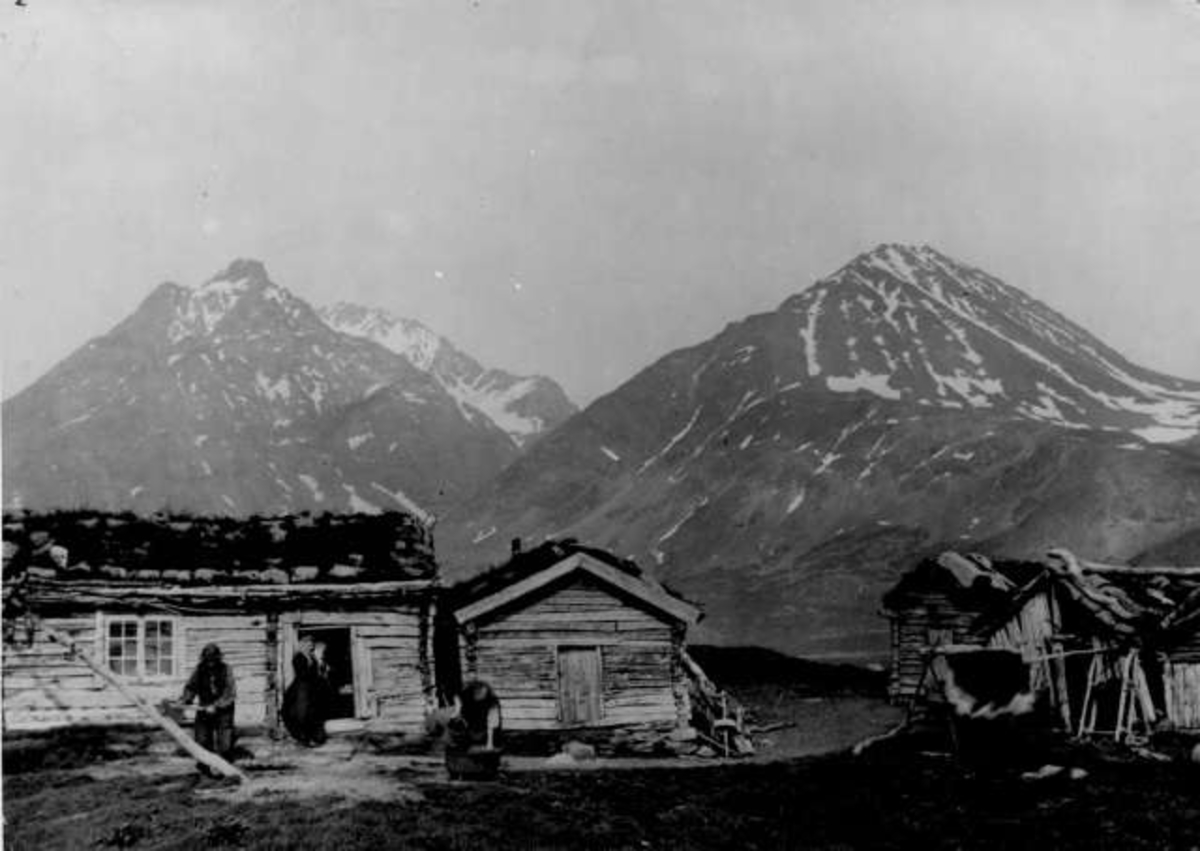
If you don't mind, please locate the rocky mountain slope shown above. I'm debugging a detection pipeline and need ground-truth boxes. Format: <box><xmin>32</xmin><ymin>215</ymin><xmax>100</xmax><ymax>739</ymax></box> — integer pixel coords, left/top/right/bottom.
<box><xmin>1</xmin><ymin>260</ymin><xmax>540</xmax><ymax>519</ymax></box>
<box><xmin>318</xmin><ymin>303</ymin><xmax>576</xmax><ymax>447</ymax></box>
<box><xmin>440</xmin><ymin>244</ymin><xmax>1200</xmax><ymax>659</ymax></box>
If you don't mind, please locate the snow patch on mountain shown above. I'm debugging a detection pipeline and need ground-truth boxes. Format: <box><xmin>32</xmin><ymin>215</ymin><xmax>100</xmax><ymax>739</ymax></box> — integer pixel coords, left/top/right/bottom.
<box><xmin>639</xmin><ymin>406</ymin><xmax>702</xmax><ymax>473</ymax></box>
<box><xmin>1131</xmin><ymin>426</ymin><xmax>1197</xmax><ymax>444</ymax></box>
<box><xmin>255</xmin><ymin>372</ymin><xmax>292</xmax><ymax>403</ymax></box>
<box><xmin>298</xmin><ymin>474</ymin><xmax>325</xmax><ymax>502</ymax></box>
<box><xmin>444</xmin><ymin>377</ymin><xmax>543</xmax><ymax>442</ymax></box>
<box><xmin>370</xmin><ymin>482</ymin><xmax>432</xmax><ymax>523</ymax></box>
<box><xmin>343</xmin><ymin>484</ymin><xmax>380</xmax><ymax>513</ymax></box>
<box><xmin>797</xmin><ymin>288</ymin><xmax>828</xmax><ymax>377</ymax></box>
<box><xmin>826</xmin><ymin>371</ymin><xmax>901</xmax><ymax>400</ymax></box>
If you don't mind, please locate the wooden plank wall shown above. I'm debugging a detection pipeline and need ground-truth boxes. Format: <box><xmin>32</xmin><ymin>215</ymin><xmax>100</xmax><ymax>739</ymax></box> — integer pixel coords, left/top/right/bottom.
<box><xmin>887</xmin><ymin>599</ymin><xmax>980</xmax><ymax>703</ymax></box>
<box><xmin>2</xmin><ymin>614</ymin><xmax>278</xmax><ymax>731</ymax></box>
<box><xmin>3</xmin><ymin>615</ymin><xmax>146</xmax><ymax>731</ymax></box>
<box><xmin>3</xmin><ymin>604</ymin><xmax>430</xmax><ymax>733</ymax></box>
<box><xmin>1163</xmin><ymin>661</ymin><xmax>1200</xmax><ymax>729</ymax></box>
<box><xmin>471</xmin><ymin>577</ymin><xmax>679</xmax><ymax>731</ymax></box>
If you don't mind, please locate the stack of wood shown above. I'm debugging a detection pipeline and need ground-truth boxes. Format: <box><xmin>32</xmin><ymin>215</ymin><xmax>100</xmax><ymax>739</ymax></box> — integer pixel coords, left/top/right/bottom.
<box><xmin>679</xmin><ymin>648</ymin><xmax>752</xmax><ymax>757</ymax></box>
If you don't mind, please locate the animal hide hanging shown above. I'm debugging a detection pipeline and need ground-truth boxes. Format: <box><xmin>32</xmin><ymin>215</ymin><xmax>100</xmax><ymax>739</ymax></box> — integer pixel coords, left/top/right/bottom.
<box><xmin>933</xmin><ymin>647</ymin><xmax>1036</xmax><ymax>719</ymax></box>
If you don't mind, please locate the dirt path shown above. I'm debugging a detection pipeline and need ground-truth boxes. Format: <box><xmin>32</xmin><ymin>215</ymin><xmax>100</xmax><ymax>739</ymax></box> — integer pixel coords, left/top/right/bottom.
<box><xmin>61</xmin><ymin>696</ymin><xmax>904</xmax><ymax>805</ymax></box>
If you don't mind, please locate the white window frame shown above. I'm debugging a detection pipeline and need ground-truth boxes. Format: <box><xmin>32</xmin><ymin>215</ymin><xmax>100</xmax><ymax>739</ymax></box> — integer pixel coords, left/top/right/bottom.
<box><xmin>96</xmin><ymin>613</ymin><xmax>184</xmax><ymax>682</ymax></box>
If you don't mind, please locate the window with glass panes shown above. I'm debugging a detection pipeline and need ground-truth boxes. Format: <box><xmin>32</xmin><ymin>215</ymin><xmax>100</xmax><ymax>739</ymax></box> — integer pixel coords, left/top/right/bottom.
<box><xmin>105</xmin><ymin>617</ymin><xmax>178</xmax><ymax>678</ymax></box>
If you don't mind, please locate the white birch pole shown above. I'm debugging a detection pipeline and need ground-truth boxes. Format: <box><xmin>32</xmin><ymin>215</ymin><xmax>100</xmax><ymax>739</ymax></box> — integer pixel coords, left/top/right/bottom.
<box><xmin>42</xmin><ymin>624</ymin><xmax>247</xmax><ymax>782</ymax></box>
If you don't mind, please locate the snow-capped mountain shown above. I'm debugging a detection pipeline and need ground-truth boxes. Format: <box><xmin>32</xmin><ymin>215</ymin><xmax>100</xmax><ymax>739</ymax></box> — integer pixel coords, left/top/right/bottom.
<box><xmin>441</xmin><ymin>244</ymin><xmax>1200</xmax><ymax>660</ymax></box>
<box><xmin>774</xmin><ymin>243</ymin><xmax>1200</xmax><ymax>441</ymax></box>
<box><xmin>318</xmin><ymin>303</ymin><xmax>576</xmax><ymax>447</ymax></box>
<box><xmin>2</xmin><ymin>260</ymin><xmax>523</xmax><ymax>518</ymax></box>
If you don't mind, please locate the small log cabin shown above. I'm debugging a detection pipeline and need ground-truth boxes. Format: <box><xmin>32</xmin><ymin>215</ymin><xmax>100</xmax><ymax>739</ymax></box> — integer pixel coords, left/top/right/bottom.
<box><xmin>442</xmin><ymin>540</ymin><xmax>702</xmax><ymax>753</ymax></box>
<box><xmin>880</xmin><ymin>551</ymin><xmax>1041</xmax><ymax>704</ymax></box>
<box><xmin>1</xmin><ymin>510</ymin><xmax>437</xmax><ymax>735</ymax></box>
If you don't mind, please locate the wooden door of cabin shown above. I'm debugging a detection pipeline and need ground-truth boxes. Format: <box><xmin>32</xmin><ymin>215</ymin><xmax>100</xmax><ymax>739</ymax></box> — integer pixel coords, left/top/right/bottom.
<box><xmin>558</xmin><ymin>646</ymin><xmax>602</xmax><ymax>725</ymax></box>
<box><xmin>277</xmin><ymin>620</ymin><xmax>374</xmax><ymax>724</ymax></box>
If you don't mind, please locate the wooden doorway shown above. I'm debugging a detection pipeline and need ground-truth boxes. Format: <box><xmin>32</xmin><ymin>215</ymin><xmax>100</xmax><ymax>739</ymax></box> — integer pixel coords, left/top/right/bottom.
<box><xmin>558</xmin><ymin>646</ymin><xmax>602</xmax><ymax>725</ymax></box>
<box><xmin>298</xmin><ymin>627</ymin><xmax>356</xmax><ymax>721</ymax></box>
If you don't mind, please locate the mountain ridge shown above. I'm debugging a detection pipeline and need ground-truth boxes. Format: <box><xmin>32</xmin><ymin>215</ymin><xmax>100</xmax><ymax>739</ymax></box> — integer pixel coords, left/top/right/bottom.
<box><xmin>318</xmin><ymin>301</ymin><xmax>577</xmax><ymax>447</ymax></box>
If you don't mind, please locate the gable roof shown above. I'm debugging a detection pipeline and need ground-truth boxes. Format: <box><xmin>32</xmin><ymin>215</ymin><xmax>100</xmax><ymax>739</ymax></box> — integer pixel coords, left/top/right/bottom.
<box><xmin>449</xmin><ymin>539</ymin><xmax>701</xmax><ymax>626</ymax></box>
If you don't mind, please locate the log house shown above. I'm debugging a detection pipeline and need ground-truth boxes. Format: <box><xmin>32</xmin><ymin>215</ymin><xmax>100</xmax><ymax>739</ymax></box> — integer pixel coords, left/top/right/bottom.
<box><xmin>443</xmin><ymin>540</ymin><xmax>702</xmax><ymax>753</ymax></box>
<box><xmin>2</xmin><ymin>511</ymin><xmax>438</xmax><ymax>735</ymax></box>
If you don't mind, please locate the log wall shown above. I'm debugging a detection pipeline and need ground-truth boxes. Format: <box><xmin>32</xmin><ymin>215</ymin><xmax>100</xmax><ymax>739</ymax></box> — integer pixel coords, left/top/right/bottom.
<box><xmin>466</xmin><ymin>577</ymin><xmax>682</xmax><ymax>734</ymax></box>
<box><xmin>887</xmin><ymin>597</ymin><xmax>980</xmax><ymax>703</ymax></box>
<box><xmin>1163</xmin><ymin>660</ymin><xmax>1200</xmax><ymax>730</ymax></box>
<box><xmin>3</xmin><ymin>603</ymin><xmax>431</xmax><ymax>734</ymax></box>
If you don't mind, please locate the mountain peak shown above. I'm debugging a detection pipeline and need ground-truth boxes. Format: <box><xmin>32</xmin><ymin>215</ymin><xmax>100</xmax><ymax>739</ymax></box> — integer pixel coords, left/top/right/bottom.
<box><xmin>204</xmin><ymin>258</ymin><xmax>271</xmax><ymax>288</ymax></box>
<box><xmin>771</xmin><ymin>245</ymin><xmax>1200</xmax><ymax>438</ymax></box>
<box><xmin>837</xmin><ymin>243</ymin><xmax>958</xmax><ymax>286</ymax></box>
<box><xmin>164</xmin><ymin>258</ymin><xmax>301</xmax><ymax>343</ymax></box>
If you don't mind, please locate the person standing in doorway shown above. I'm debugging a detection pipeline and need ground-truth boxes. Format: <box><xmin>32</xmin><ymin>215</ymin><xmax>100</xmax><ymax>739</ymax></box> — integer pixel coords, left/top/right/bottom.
<box><xmin>313</xmin><ymin>640</ymin><xmax>336</xmax><ymax>727</ymax></box>
<box><xmin>283</xmin><ymin>635</ymin><xmax>327</xmax><ymax>746</ymax></box>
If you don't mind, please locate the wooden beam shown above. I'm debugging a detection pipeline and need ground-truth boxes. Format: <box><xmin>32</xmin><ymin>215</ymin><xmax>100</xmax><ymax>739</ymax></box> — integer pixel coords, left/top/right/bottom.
<box><xmin>1079</xmin><ymin>561</ymin><xmax>1200</xmax><ymax>576</ymax></box>
<box><xmin>28</xmin><ymin>579</ymin><xmax>435</xmax><ymax>597</ymax></box>
<box><xmin>40</xmin><ymin>625</ymin><xmax>247</xmax><ymax>782</ymax></box>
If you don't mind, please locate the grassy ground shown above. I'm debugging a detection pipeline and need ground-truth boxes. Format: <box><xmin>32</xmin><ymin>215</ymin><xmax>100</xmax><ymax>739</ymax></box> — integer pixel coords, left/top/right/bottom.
<box><xmin>5</xmin><ymin>739</ymin><xmax>1199</xmax><ymax>850</ymax></box>
<box><xmin>4</xmin><ymin>652</ymin><xmax>1197</xmax><ymax>849</ymax></box>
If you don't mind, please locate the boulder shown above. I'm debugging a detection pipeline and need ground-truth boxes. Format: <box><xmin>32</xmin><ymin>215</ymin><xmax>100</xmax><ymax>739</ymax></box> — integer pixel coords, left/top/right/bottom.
<box><xmin>261</xmin><ymin>568</ymin><xmax>289</xmax><ymax>585</ymax></box>
<box><xmin>561</xmin><ymin>741</ymin><xmax>597</xmax><ymax>761</ymax></box>
<box><xmin>291</xmin><ymin>566</ymin><xmax>320</xmax><ymax>582</ymax></box>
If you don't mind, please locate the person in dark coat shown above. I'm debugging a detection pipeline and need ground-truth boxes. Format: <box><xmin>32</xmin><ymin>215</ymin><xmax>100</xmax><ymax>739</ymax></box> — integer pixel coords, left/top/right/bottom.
<box><xmin>448</xmin><ymin>680</ymin><xmax>502</xmax><ymax>752</ymax></box>
<box><xmin>282</xmin><ymin>636</ymin><xmax>327</xmax><ymax>746</ymax></box>
<box><xmin>178</xmin><ymin>643</ymin><xmax>237</xmax><ymax>774</ymax></box>
<box><xmin>313</xmin><ymin>640</ymin><xmax>338</xmax><ymax>719</ymax></box>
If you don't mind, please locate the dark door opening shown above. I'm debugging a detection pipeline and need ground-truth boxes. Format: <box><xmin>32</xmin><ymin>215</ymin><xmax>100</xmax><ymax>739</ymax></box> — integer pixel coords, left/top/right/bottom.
<box><xmin>298</xmin><ymin>627</ymin><xmax>356</xmax><ymax>721</ymax></box>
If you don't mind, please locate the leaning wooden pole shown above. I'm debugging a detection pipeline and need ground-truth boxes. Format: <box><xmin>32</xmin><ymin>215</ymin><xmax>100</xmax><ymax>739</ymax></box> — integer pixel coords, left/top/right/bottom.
<box><xmin>42</xmin><ymin>625</ymin><xmax>247</xmax><ymax>782</ymax></box>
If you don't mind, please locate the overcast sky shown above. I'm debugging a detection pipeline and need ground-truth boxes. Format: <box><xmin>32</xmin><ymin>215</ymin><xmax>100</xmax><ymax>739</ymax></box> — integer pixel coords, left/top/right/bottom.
<box><xmin>3</xmin><ymin>0</ymin><xmax>1199</xmax><ymax>406</ymax></box>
